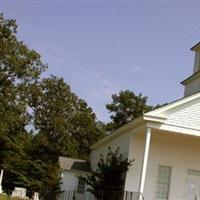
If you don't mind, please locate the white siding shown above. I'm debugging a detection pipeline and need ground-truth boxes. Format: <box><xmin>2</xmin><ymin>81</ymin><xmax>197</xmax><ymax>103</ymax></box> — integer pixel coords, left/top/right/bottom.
<box><xmin>90</xmin><ymin>132</ymin><xmax>131</xmax><ymax>170</ymax></box>
<box><xmin>184</xmin><ymin>77</ymin><xmax>200</xmax><ymax>97</ymax></box>
<box><xmin>124</xmin><ymin>132</ymin><xmax>144</xmax><ymax>192</ymax></box>
<box><xmin>193</xmin><ymin>52</ymin><xmax>200</xmax><ymax>73</ymax></box>
<box><xmin>60</xmin><ymin>171</ymin><xmax>78</xmax><ymax>192</ymax></box>
<box><xmin>125</xmin><ymin>131</ymin><xmax>200</xmax><ymax>200</ymax></box>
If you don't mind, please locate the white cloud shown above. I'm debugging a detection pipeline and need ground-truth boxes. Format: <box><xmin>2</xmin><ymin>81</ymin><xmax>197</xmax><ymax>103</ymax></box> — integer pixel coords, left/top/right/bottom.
<box><xmin>129</xmin><ymin>65</ymin><xmax>142</xmax><ymax>73</ymax></box>
<box><xmin>89</xmin><ymin>77</ymin><xmax>119</xmax><ymax>101</ymax></box>
<box><xmin>101</xmin><ymin>79</ymin><xmax>114</xmax><ymax>88</ymax></box>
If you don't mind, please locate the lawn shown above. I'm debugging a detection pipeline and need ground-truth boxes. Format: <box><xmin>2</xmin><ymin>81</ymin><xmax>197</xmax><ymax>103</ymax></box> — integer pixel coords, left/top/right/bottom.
<box><xmin>0</xmin><ymin>194</ymin><xmax>28</xmax><ymax>200</ymax></box>
<box><xmin>0</xmin><ymin>194</ymin><xmax>6</xmax><ymax>200</ymax></box>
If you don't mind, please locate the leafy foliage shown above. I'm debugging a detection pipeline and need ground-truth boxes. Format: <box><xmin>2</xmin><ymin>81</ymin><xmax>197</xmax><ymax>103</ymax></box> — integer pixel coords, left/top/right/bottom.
<box><xmin>0</xmin><ymin>13</ymin><xmax>47</xmax><ymax>194</ymax></box>
<box><xmin>29</xmin><ymin>76</ymin><xmax>104</xmax><ymax>160</ymax></box>
<box><xmin>106</xmin><ymin>90</ymin><xmax>166</xmax><ymax>131</ymax></box>
<box><xmin>84</xmin><ymin>147</ymin><xmax>133</xmax><ymax>200</ymax></box>
<box><xmin>106</xmin><ymin>90</ymin><xmax>153</xmax><ymax>131</ymax></box>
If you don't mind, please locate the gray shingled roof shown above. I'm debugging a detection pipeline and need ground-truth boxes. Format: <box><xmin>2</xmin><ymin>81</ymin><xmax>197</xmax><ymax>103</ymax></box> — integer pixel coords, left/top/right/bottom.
<box><xmin>59</xmin><ymin>156</ymin><xmax>91</xmax><ymax>172</ymax></box>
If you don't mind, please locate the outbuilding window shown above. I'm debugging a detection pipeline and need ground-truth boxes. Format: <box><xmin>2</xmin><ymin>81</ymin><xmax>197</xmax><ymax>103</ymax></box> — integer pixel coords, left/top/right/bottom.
<box><xmin>77</xmin><ymin>178</ymin><xmax>85</xmax><ymax>194</ymax></box>
<box><xmin>155</xmin><ymin>165</ymin><xmax>171</xmax><ymax>200</ymax></box>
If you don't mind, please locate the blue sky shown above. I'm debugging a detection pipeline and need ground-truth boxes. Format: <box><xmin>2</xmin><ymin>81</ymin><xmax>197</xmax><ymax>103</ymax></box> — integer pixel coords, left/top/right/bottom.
<box><xmin>1</xmin><ymin>1</ymin><xmax>200</xmax><ymax>122</ymax></box>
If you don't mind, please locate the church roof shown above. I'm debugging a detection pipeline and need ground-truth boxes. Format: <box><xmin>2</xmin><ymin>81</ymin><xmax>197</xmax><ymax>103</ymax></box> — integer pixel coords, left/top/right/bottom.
<box><xmin>144</xmin><ymin>91</ymin><xmax>200</xmax><ymax>118</ymax></box>
<box><xmin>181</xmin><ymin>71</ymin><xmax>200</xmax><ymax>85</ymax></box>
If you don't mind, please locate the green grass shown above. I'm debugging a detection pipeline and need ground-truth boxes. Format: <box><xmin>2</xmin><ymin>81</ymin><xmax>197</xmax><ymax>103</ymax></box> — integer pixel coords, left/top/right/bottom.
<box><xmin>0</xmin><ymin>194</ymin><xmax>7</xmax><ymax>200</ymax></box>
<box><xmin>0</xmin><ymin>194</ymin><xmax>29</xmax><ymax>200</ymax></box>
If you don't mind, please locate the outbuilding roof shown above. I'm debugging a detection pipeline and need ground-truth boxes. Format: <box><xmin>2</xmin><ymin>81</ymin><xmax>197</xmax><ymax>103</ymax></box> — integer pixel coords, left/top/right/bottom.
<box><xmin>59</xmin><ymin>156</ymin><xmax>91</xmax><ymax>172</ymax></box>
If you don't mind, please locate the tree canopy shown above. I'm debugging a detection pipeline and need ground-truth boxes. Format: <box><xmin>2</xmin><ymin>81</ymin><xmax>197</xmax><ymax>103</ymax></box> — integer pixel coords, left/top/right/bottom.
<box><xmin>106</xmin><ymin>90</ymin><xmax>153</xmax><ymax>131</ymax></box>
<box><xmin>30</xmin><ymin>76</ymin><xmax>104</xmax><ymax>160</ymax></box>
<box><xmin>106</xmin><ymin>90</ymin><xmax>166</xmax><ymax>131</ymax></box>
<box><xmin>0</xmin><ymin>13</ymin><xmax>47</xmax><ymax>194</ymax></box>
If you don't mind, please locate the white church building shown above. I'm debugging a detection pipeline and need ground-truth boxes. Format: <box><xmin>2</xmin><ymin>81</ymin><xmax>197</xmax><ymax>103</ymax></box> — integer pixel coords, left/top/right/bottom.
<box><xmin>60</xmin><ymin>42</ymin><xmax>200</xmax><ymax>200</ymax></box>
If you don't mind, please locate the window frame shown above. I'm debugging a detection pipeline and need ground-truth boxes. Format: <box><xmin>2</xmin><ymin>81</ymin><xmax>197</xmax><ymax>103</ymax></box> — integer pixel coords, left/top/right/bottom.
<box><xmin>155</xmin><ymin>165</ymin><xmax>172</xmax><ymax>200</ymax></box>
<box><xmin>188</xmin><ymin>169</ymin><xmax>200</xmax><ymax>177</ymax></box>
<box><xmin>77</xmin><ymin>177</ymin><xmax>86</xmax><ymax>194</ymax></box>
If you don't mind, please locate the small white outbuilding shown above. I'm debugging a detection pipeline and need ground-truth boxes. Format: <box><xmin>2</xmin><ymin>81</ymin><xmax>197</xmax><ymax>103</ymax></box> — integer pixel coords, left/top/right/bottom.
<box><xmin>59</xmin><ymin>156</ymin><xmax>90</xmax><ymax>193</ymax></box>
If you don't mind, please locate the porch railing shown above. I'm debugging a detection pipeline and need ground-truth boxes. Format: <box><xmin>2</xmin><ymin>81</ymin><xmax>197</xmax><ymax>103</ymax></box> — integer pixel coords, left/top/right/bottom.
<box><xmin>57</xmin><ymin>190</ymin><xmax>144</xmax><ymax>200</ymax></box>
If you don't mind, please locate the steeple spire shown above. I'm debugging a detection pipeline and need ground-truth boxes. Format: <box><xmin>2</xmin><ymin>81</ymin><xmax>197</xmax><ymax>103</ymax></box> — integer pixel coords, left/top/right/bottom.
<box><xmin>181</xmin><ymin>42</ymin><xmax>200</xmax><ymax>97</ymax></box>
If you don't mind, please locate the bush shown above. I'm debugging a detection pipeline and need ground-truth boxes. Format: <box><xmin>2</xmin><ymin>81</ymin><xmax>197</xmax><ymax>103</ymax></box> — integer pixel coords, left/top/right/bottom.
<box><xmin>84</xmin><ymin>147</ymin><xmax>134</xmax><ymax>200</ymax></box>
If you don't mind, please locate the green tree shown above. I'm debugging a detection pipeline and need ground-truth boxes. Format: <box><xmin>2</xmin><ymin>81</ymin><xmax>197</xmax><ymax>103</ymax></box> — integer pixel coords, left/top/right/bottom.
<box><xmin>30</xmin><ymin>76</ymin><xmax>104</xmax><ymax>160</ymax></box>
<box><xmin>106</xmin><ymin>90</ymin><xmax>153</xmax><ymax>131</ymax></box>
<box><xmin>69</xmin><ymin>109</ymin><xmax>104</xmax><ymax>159</ymax></box>
<box><xmin>29</xmin><ymin>76</ymin><xmax>79</xmax><ymax>161</ymax></box>
<box><xmin>28</xmin><ymin>76</ymin><xmax>104</xmax><ymax>198</ymax></box>
<box><xmin>0</xmin><ymin>13</ymin><xmax>47</xmax><ymax>193</ymax></box>
<box><xmin>84</xmin><ymin>147</ymin><xmax>133</xmax><ymax>200</ymax></box>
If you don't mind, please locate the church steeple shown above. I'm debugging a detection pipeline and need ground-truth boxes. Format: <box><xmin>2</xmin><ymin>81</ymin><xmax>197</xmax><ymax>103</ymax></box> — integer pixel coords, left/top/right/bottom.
<box><xmin>192</xmin><ymin>42</ymin><xmax>200</xmax><ymax>73</ymax></box>
<box><xmin>181</xmin><ymin>42</ymin><xmax>200</xmax><ymax>97</ymax></box>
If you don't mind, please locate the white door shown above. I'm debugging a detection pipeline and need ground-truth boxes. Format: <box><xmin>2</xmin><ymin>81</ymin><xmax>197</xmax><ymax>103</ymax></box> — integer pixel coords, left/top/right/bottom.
<box><xmin>185</xmin><ymin>178</ymin><xmax>200</xmax><ymax>200</ymax></box>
